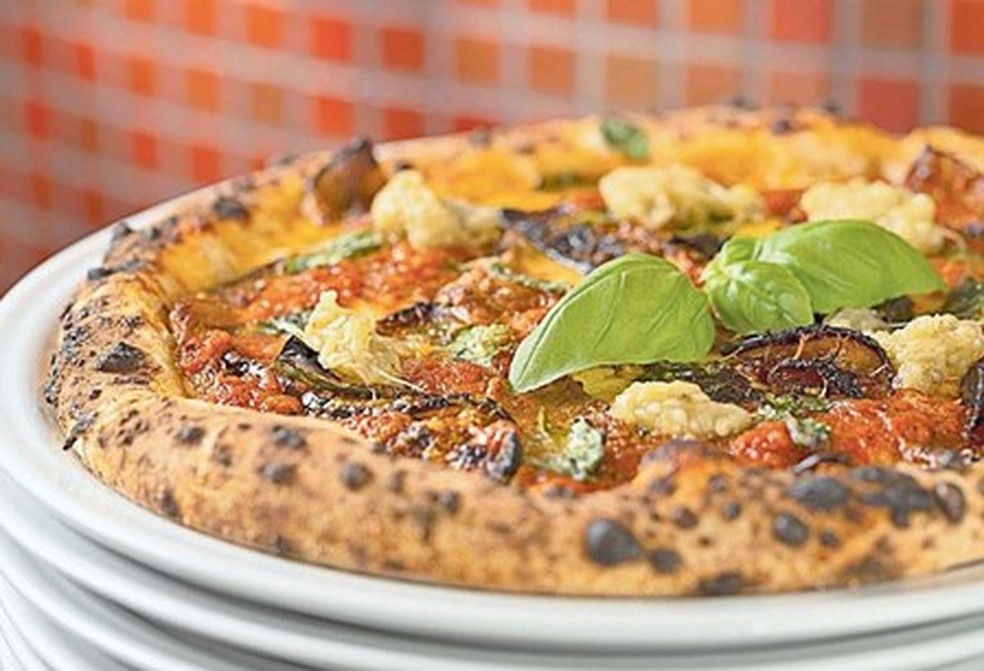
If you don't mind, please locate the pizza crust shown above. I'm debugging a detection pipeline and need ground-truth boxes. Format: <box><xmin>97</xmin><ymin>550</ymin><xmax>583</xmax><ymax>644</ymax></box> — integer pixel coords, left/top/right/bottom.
<box><xmin>44</xmin><ymin>106</ymin><xmax>984</xmax><ymax>595</ymax></box>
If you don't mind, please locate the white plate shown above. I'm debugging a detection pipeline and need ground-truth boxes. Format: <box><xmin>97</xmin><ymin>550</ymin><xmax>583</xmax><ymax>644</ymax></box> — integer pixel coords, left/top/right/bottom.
<box><xmin>7</xmin><ymin>472</ymin><xmax>984</xmax><ymax>671</ymax></box>
<box><xmin>8</xmin><ymin>190</ymin><xmax>984</xmax><ymax>651</ymax></box>
<box><xmin>0</xmin><ymin>595</ymin><xmax>49</xmax><ymax>671</ymax></box>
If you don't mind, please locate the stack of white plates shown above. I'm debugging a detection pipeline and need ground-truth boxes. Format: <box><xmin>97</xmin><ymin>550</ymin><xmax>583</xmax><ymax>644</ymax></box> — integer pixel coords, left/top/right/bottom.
<box><xmin>5</xmin><ymin>204</ymin><xmax>984</xmax><ymax>670</ymax></box>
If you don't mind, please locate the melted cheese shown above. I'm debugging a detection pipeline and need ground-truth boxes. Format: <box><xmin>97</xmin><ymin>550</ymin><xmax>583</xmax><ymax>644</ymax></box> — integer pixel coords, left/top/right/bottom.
<box><xmin>609</xmin><ymin>381</ymin><xmax>753</xmax><ymax>439</ymax></box>
<box><xmin>369</xmin><ymin>169</ymin><xmax>499</xmax><ymax>249</ymax></box>
<box><xmin>303</xmin><ymin>291</ymin><xmax>404</xmax><ymax>385</ymax></box>
<box><xmin>598</xmin><ymin>165</ymin><xmax>762</xmax><ymax>231</ymax></box>
<box><xmin>800</xmin><ymin>178</ymin><xmax>944</xmax><ymax>253</ymax></box>
<box><xmin>872</xmin><ymin>315</ymin><xmax>984</xmax><ymax>397</ymax></box>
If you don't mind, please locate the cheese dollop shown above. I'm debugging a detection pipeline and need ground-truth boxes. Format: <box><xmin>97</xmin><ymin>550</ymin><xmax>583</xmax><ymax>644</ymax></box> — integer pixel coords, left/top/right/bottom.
<box><xmin>800</xmin><ymin>178</ymin><xmax>944</xmax><ymax>253</ymax></box>
<box><xmin>303</xmin><ymin>291</ymin><xmax>404</xmax><ymax>385</ymax></box>
<box><xmin>609</xmin><ymin>381</ymin><xmax>753</xmax><ymax>439</ymax></box>
<box><xmin>871</xmin><ymin>314</ymin><xmax>984</xmax><ymax>397</ymax></box>
<box><xmin>598</xmin><ymin>165</ymin><xmax>762</xmax><ymax>231</ymax></box>
<box><xmin>369</xmin><ymin>169</ymin><xmax>499</xmax><ymax>249</ymax></box>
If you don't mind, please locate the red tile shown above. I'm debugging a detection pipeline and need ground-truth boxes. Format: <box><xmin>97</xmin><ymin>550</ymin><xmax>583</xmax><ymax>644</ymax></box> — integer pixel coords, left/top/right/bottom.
<box><xmin>244</xmin><ymin>3</ymin><xmax>283</xmax><ymax>48</ymax></box>
<box><xmin>20</xmin><ymin>25</ymin><xmax>43</xmax><ymax>66</ymax></box>
<box><xmin>127</xmin><ymin>55</ymin><xmax>156</xmax><ymax>96</ymax></box>
<box><xmin>528</xmin><ymin>45</ymin><xmax>575</xmax><ymax>95</ymax></box>
<box><xmin>380</xmin><ymin>26</ymin><xmax>425</xmax><ymax>72</ymax></box>
<box><xmin>74</xmin><ymin>41</ymin><xmax>96</xmax><ymax>80</ymax></box>
<box><xmin>606</xmin><ymin>0</ymin><xmax>658</xmax><ymax>25</ymax></box>
<box><xmin>248</xmin><ymin>81</ymin><xmax>284</xmax><ymax>125</ymax></box>
<box><xmin>313</xmin><ymin>95</ymin><xmax>355</xmax><ymax>136</ymax></box>
<box><xmin>82</xmin><ymin>188</ymin><xmax>105</xmax><ymax>226</ymax></box>
<box><xmin>689</xmin><ymin>0</ymin><xmax>744</xmax><ymax>33</ymax></box>
<box><xmin>131</xmin><ymin>129</ymin><xmax>158</xmax><ymax>169</ymax></box>
<box><xmin>454</xmin><ymin>37</ymin><xmax>499</xmax><ymax>83</ymax></box>
<box><xmin>311</xmin><ymin>15</ymin><xmax>352</xmax><ymax>62</ymax></box>
<box><xmin>948</xmin><ymin>84</ymin><xmax>984</xmax><ymax>134</ymax></box>
<box><xmin>770</xmin><ymin>0</ymin><xmax>832</xmax><ymax>43</ymax></box>
<box><xmin>527</xmin><ymin>0</ymin><xmax>576</xmax><ymax>15</ymax></box>
<box><xmin>124</xmin><ymin>0</ymin><xmax>155</xmax><ymax>22</ymax></box>
<box><xmin>23</xmin><ymin>100</ymin><xmax>49</xmax><ymax>139</ymax></box>
<box><xmin>190</xmin><ymin>143</ymin><xmax>222</xmax><ymax>183</ymax></box>
<box><xmin>183</xmin><ymin>0</ymin><xmax>215</xmax><ymax>35</ymax></box>
<box><xmin>29</xmin><ymin>173</ymin><xmax>51</xmax><ymax>209</ymax></box>
<box><xmin>605</xmin><ymin>54</ymin><xmax>659</xmax><ymax>108</ymax></box>
<box><xmin>857</xmin><ymin>76</ymin><xmax>918</xmax><ymax>132</ymax></box>
<box><xmin>382</xmin><ymin>106</ymin><xmax>424</xmax><ymax>139</ymax></box>
<box><xmin>685</xmin><ymin>63</ymin><xmax>742</xmax><ymax>105</ymax></box>
<box><xmin>860</xmin><ymin>0</ymin><xmax>922</xmax><ymax>48</ymax></box>
<box><xmin>950</xmin><ymin>0</ymin><xmax>984</xmax><ymax>54</ymax></box>
<box><xmin>452</xmin><ymin>114</ymin><xmax>497</xmax><ymax>132</ymax></box>
<box><xmin>186</xmin><ymin>68</ymin><xmax>220</xmax><ymax>111</ymax></box>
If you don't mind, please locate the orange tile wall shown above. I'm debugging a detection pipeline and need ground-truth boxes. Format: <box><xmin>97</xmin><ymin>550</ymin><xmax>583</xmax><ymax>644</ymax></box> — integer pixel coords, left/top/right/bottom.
<box><xmin>1</xmin><ymin>0</ymin><xmax>983</xmax><ymax>292</ymax></box>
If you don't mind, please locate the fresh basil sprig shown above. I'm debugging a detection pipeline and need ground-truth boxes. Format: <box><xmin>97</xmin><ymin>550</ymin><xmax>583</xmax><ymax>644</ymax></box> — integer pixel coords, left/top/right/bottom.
<box><xmin>600</xmin><ymin>117</ymin><xmax>649</xmax><ymax>161</ymax></box>
<box><xmin>703</xmin><ymin>220</ymin><xmax>944</xmax><ymax>333</ymax></box>
<box><xmin>508</xmin><ymin>254</ymin><xmax>714</xmax><ymax>393</ymax></box>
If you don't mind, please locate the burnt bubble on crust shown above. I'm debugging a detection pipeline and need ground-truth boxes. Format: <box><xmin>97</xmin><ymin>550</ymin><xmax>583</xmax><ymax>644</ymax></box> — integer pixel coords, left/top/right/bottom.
<box><xmin>340</xmin><ymin>462</ymin><xmax>373</xmax><ymax>491</ymax></box>
<box><xmin>697</xmin><ymin>572</ymin><xmax>746</xmax><ymax>596</ymax></box>
<box><xmin>585</xmin><ymin>519</ymin><xmax>643</xmax><ymax>566</ymax></box>
<box><xmin>772</xmin><ymin>511</ymin><xmax>810</xmax><ymax>547</ymax></box>
<box><xmin>95</xmin><ymin>342</ymin><xmax>150</xmax><ymax>375</ymax></box>
<box><xmin>786</xmin><ymin>475</ymin><xmax>850</xmax><ymax>511</ymax></box>
<box><xmin>648</xmin><ymin>548</ymin><xmax>683</xmax><ymax>574</ymax></box>
<box><xmin>259</xmin><ymin>461</ymin><xmax>296</xmax><ymax>485</ymax></box>
<box><xmin>174</xmin><ymin>424</ymin><xmax>206</xmax><ymax>446</ymax></box>
<box><xmin>853</xmin><ymin>467</ymin><xmax>935</xmax><ymax>528</ymax></box>
<box><xmin>271</xmin><ymin>425</ymin><xmax>308</xmax><ymax>450</ymax></box>
<box><xmin>932</xmin><ymin>482</ymin><xmax>967</xmax><ymax>524</ymax></box>
<box><xmin>212</xmin><ymin>195</ymin><xmax>251</xmax><ymax>222</ymax></box>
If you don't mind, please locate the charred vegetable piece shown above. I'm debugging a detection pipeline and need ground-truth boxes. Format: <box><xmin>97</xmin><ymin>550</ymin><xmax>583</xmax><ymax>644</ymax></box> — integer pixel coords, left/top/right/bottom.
<box><xmin>446</xmin><ymin>420</ymin><xmax>523</xmax><ymax>483</ymax></box>
<box><xmin>274</xmin><ymin>336</ymin><xmax>389</xmax><ymax>400</ymax></box>
<box><xmin>600</xmin><ymin>116</ymin><xmax>649</xmax><ymax>160</ymax></box>
<box><xmin>960</xmin><ymin>359</ymin><xmax>984</xmax><ymax>445</ymax></box>
<box><xmin>726</xmin><ymin>325</ymin><xmax>894</xmax><ymax>399</ymax></box>
<box><xmin>303</xmin><ymin>137</ymin><xmax>387</xmax><ymax>225</ymax></box>
<box><xmin>500</xmin><ymin>206</ymin><xmax>625</xmax><ymax>272</ymax></box>
<box><xmin>905</xmin><ymin>146</ymin><xmax>984</xmax><ymax>230</ymax></box>
<box><xmin>282</xmin><ymin>230</ymin><xmax>382</xmax><ymax>274</ymax></box>
<box><xmin>639</xmin><ymin>361</ymin><xmax>762</xmax><ymax>406</ymax></box>
<box><xmin>944</xmin><ymin>279</ymin><xmax>984</xmax><ymax>321</ymax></box>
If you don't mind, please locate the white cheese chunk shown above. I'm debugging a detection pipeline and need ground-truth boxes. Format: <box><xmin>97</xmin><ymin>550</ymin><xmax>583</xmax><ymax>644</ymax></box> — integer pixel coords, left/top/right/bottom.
<box><xmin>871</xmin><ymin>314</ymin><xmax>984</xmax><ymax>397</ymax></box>
<box><xmin>609</xmin><ymin>381</ymin><xmax>753</xmax><ymax>439</ymax></box>
<box><xmin>598</xmin><ymin>165</ymin><xmax>763</xmax><ymax>231</ymax></box>
<box><xmin>369</xmin><ymin>169</ymin><xmax>499</xmax><ymax>249</ymax></box>
<box><xmin>303</xmin><ymin>291</ymin><xmax>404</xmax><ymax>385</ymax></box>
<box><xmin>800</xmin><ymin>178</ymin><xmax>945</xmax><ymax>253</ymax></box>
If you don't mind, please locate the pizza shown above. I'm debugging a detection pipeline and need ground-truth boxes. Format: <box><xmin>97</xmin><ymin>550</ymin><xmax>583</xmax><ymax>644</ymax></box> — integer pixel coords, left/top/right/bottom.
<box><xmin>44</xmin><ymin>105</ymin><xmax>984</xmax><ymax>596</ymax></box>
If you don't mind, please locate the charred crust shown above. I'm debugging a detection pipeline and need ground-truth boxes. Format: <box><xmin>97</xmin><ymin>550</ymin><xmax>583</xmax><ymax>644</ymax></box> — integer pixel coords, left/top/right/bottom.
<box><xmin>212</xmin><ymin>445</ymin><xmax>233</xmax><ymax>467</ymax></box>
<box><xmin>722</xmin><ymin>501</ymin><xmax>742</xmax><ymax>520</ymax></box>
<box><xmin>670</xmin><ymin>506</ymin><xmax>699</xmax><ymax>530</ymax></box>
<box><xmin>648</xmin><ymin>548</ymin><xmax>682</xmax><ymax>574</ymax></box>
<box><xmin>791</xmin><ymin>451</ymin><xmax>852</xmax><ymax>475</ymax></box>
<box><xmin>819</xmin><ymin>530</ymin><xmax>840</xmax><ymax>548</ymax></box>
<box><xmin>772</xmin><ymin>512</ymin><xmax>809</xmax><ymax>547</ymax></box>
<box><xmin>174</xmin><ymin>424</ymin><xmax>206</xmax><ymax>445</ymax></box>
<box><xmin>932</xmin><ymin>482</ymin><xmax>966</xmax><ymax>524</ymax></box>
<box><xmin>212</xmin><ymin>195</ymin><xmax>250</xmax><ymax>221</ymax></box>
<box><xmin>271</xmin><ymin>425</ymin><xmax>307</xmax><ymax>450</ymax></box>
<box><xmin>340</xmin><ymin>462</ymin><xmax>372</xmax><ymax>491</ymax></box>
<box><xmin>272</xmin><ymin>535</ymin><xmax>292</xmax><ymax>556</ymax></box>
<box><xmin>259</xmin><ymin>461</ymin><xmax>295</xmax><ymax>485</ymax></box>
<box><xmin>585</xmin><ymin>519</ymin><xmax>642</xmax><ymax>567</ymax></box>
<box><xmin>787</xmin><ymin>475</ymin><xmax>849</xmax><ymax>511</ymax></box>
<box><xmin>857</xmin><ymin>472</ymin><xmax>935</xmax><ymax>528</ymax></box>
<box><xmin>432</xmin><ymin>490</ymin><xmax>460</xmax><ymax>515</ymax></box>
<box><xmin>154</xmin><ymin>487</ymin><xmax>181</xmax><ymax>519</ymax></box>
<box><xmin>697</xmin><ymin>572</ymin><xmax>745</xmax><ymax>596</ymax></box>
<box><xmin>95</xmin><ymin>342</ymin><xmax>150</xmax><ymax>375</ymax></box>
<box><xmin>110</xmin><ymin>221</ymin><xmax>134</xmax><ymax>243</ymax></box>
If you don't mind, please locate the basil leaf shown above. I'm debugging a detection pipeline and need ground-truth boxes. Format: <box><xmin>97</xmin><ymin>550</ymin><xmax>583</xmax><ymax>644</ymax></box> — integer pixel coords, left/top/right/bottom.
<box><xmin>600</xmin><ymin>117</ymin><xmax>649</xmax><ymax>160</ymax></box>
<box><xmin>702</xmin><ymin>259</ymin><xmax>813</xmax><ymax>334</ymax></box>
<box><xmin>508</xmin><ymin>253</ymin><xmax>714</xmax><ymax>393</ymax></box>
<box><xmin>752</xmin><ymin>220</ymin><xmax>944</xmax><ymax>313</ymax></box>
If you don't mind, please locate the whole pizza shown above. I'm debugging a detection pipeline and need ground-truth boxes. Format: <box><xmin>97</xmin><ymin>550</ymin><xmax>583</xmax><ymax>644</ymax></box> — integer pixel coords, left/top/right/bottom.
<box><xmin>45</xmin><ymin>105</ymin><xmax>984</xmax><ymax>596</ymax></box>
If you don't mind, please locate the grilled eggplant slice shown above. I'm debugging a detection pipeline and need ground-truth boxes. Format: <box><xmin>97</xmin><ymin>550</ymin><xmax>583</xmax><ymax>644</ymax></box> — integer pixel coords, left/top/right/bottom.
<box><xmin>303</xmin><ymin>137</ymin><xmax>387</xmax><ymax>225</ymax></box>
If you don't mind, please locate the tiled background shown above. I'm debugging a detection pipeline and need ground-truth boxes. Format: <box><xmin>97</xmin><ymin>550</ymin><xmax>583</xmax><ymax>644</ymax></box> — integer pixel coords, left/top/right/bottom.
<box><xmin>1</xmin><ymin>0</ymin><xmax>983</xmax><ymax>292</ymax></box>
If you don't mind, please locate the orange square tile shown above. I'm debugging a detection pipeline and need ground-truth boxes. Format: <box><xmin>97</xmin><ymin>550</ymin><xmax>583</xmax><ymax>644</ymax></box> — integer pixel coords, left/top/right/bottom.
<box><xmin>454</xmin><ymin>37</ymin><xmax>499</xmax><ymax>84</ymax></box>
<box><xmin>380</xmin><ymin>26</ymin><xmax>425</xmax><ymax>72</ymax></box>
<box><xmin>245</xmin><ymin>3</ymin><xmax>283</xmax><ymax>48</ymax></box>
<box><xmin>183</xmin><ymin>0</ymin><xmax>215</xmax><ymax>35</ymax></box>
<box><xmin>860</xmin><ymin>0</ymin><xmax>922</xmax><ymax>48</ymax></box>
<box><xmin>127</xmin><ymin>55</ymin><xmax>156</xmax><ymax>96</ymax></box>
<box><xmin>948</xmin><ymin>84</ymin><xmax>984</xmax><ymax>134</ymax></box>
<box><xmin>452</xmin><ymin>115</ymin><xmax>497</xmax><ymax>132</ymax></box>
<box><xmin>313</xmin><ymin>95</ymin><xmax>355</xmax><ymax>136</ymax></box>
<box><xmin>311</xmin><ymin>15</ymin><xmax>352</xmax><ymax>61</ymax></box>
<box><xmin>688</xmin><ymin>0</ymin><xmax>744</xmax><ymax>33</ymax></box>
<box><xmin>950</xmin><ymin>0</ymin><xmax>984</xmax><ymax>54</ymax></box>
<box><xmin>74</xmin><ymin>42</ymin><xmax>96</xmax><ymax>80</ymax></box>
<box><xmin>131</xmin><ymin>130</ymin><xmax>158</xmax><ymax>169</ymax></box>
<box><xmin>456</xmin><ymin>0</ymin><xmax>498</xmax><ymax>6</ymax></box>
<box><xmin>186</xmin><ymin>68</ymin><xmax>220</xmax><ymax>111</ymax></box>
<box><xmin>764</xmin><ymin>69</ymin><xmax>831</xmax><ymax>105</ymax></box>
<box><xmin>248</xmin><ymin>81</ymin><xmax>284</xmax><ymax>125</ymax></box>
<box><xmin>605</xmin><ymin>54</ymin><xmax>659</xmax><ymax>108</ymax></box>
<box><xmin>685</xmin><ymin>63</ymin><xmax>742</xmax><ymax>105</ymax></box>
<box><xmin>77</xmin><ymin>117</ymin><xmax>100</xmax><ymax>153</ymax></box>
<box><xmin>528</xmin><ymin>45</ymin><xmax>575</xmax><ymax>95</ymax></box>
<box><xmin>29</xmin><ymin>174</ymin><xmax>51</xmax><ymax>209</ymax></box>
<box><xmin>606</xmin><ymin>0</ymin><xmax>658</xmax><ymax>25</ymax></box>
<box><xmin>20</xmin><ymin>25</ymin><xmax>43</xmax><ymax>66</ymax></box>
<box><xmin>23</xmin><ymin>100</ymin><xmax>48</xmax><ymax>139</ymax></box>
<box><xmin>382</xmin><ymin>106</ymin><xmax>424</xmax><ymax>139</ymax></box>
<box><xmin>857</xmin><ymin>76</ymin><xmax>918</xmax><ymax>132</ymax></box>
<box><xmin>527</xmin><ymin>0</ymin><xmax>575</xmax><ymax>14</ymax></box>
<box><xmin>770</xmin><ymin>0</ymin><xmax>832</xmax><ymax>43</ymax></box>
<box><xmin>190</xmin><ymin>143</ymin><xmax>222</xmax><ymax>183</ymax></box>
<box><xmin>124</xmin><ymin>0</ymin><xmax>154</xmax><ymax>22</ymax></box>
